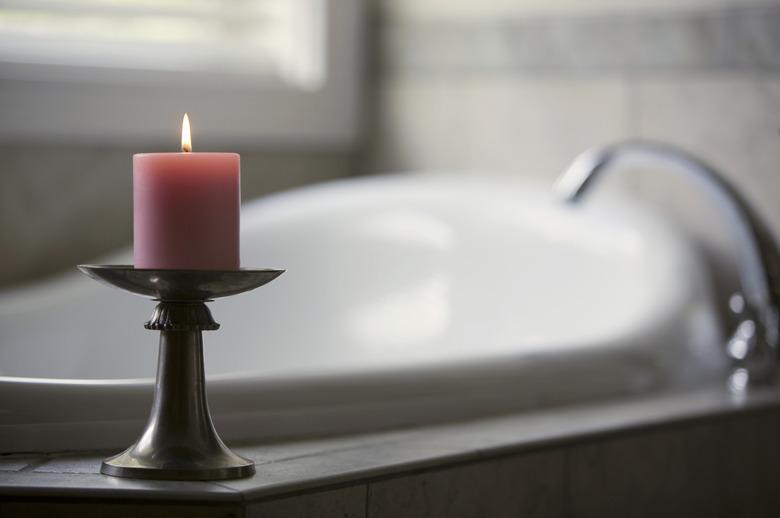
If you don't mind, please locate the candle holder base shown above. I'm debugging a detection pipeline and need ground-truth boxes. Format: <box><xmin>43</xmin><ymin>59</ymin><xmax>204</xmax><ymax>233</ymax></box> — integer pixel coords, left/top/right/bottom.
<box><xmin>78</xmin><ymin>265</ymin><xmax>284</xmax><ymax>481</ymax></box>
<box><xmin>101</xmin><ymin>443</ymin><xmax>255</xmax><ymax>481</ymax></box>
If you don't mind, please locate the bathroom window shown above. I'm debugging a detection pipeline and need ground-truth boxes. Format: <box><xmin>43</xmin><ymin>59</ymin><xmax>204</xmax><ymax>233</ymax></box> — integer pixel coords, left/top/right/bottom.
<box><xmin>0</xmin><ymin>0</ymin><xmax>362</xmax><ymax>147</ymax></box>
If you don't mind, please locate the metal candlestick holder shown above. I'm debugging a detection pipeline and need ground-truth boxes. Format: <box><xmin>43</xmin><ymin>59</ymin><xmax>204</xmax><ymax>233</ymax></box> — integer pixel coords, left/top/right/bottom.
<box><xmin>78</xmin><ymin>265</ymin><xmax>284</xmax><ymax>481</ymax></box>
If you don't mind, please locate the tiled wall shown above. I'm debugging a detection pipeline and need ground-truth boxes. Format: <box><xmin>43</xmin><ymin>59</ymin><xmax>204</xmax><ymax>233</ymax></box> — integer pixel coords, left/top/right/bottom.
<box><xmin>5</xmin><ymin>0</ymin><xmax>780</xmax><ymax>289</ymax></box>
<box><xmin>369</xmin><ymin>0</ymin><xmax>780</xmax><ymax>295</ymax></box>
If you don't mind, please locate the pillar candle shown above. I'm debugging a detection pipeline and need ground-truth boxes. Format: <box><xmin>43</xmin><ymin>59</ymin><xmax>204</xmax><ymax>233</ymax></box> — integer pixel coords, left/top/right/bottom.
<box><xmin>133</xmin><ymin>115</ymin><xmax>240</xmax><ymax>270</ymax></box>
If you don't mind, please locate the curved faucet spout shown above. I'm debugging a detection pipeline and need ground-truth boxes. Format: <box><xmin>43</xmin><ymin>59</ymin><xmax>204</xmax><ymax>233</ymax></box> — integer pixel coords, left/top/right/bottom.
<box><xmin>555</xmin><ymin>140</ymin><xmax>780</xmax><ymax>385</ymax></box>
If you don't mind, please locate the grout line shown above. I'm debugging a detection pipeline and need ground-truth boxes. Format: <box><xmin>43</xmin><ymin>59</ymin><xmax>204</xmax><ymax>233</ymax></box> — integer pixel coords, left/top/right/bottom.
<box><xmin>211</xmin><ymin>480</ymin><xmax>246</xmax><ymax>502</ymax></box>
<box><xmin>364</xmin><ymin>482</ymin><xmax>371</xmax><ymax>518</ymax></box>
<box><xmin>19</xmin><ymin>456</ymin><xmax>50</xmax><ymax>473</ymax></box>
<box><xmin>251</xmin><ymin>433</ymin><xmax>423</xmax><ymax>467</ymax></box>
<box><xmin>561</xmin><ymin>444</ymin><xmax>571</xmax><ymax>517</ymax></box>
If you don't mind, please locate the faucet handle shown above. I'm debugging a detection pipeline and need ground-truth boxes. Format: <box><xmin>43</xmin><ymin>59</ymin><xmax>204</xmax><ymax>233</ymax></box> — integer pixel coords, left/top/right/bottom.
<box><xmin>726</xmin><ymin>291</ymin><xmax>778</xmax><ymax>387</ymax></box>
<box><xmin>728</xmin><ymin>293</ymin><xmax>746</xmax><ymax>316</ymax></box>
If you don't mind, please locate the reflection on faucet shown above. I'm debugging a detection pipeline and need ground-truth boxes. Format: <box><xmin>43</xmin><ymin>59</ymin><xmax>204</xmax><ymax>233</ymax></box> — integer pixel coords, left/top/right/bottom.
<box><xmin>555</xmin><ymin>140</ymin><xmax>780</xmax><ymax>386</ymax></box>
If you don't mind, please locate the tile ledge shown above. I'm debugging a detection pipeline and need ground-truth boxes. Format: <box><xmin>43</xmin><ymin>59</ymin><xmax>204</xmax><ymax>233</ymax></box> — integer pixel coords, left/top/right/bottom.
<box><xmin>1</xmin><ymin>382</ymin><xmax>779</xmax><ymax>503</ymax></box>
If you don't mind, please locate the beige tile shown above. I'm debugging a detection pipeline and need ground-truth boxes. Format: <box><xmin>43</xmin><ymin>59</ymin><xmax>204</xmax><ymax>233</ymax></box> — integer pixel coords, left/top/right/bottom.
<box><xmin>373</xmin><ymin>76</ymin><xmax>630</xmax><ymax>183</ymax></box>
<box><xmin>371</xmin><ymin>77</ymin><xmax>477</xmax><ymax>173</ymax></box>
<box><xmin>383</xmin><ymin>0</ymin><xmax>747</xmax><ymax>20</ymax></box>
<box><xmin>465</xmin><ymin>76</ymin><xmax>629</xmax><ymax>179</ymax></box>
<box><xmin>633</xmin><ymin>73</ymin><xmax>780</xmax><ymax>240</ymax></box>
<box><xmin>629</xmin><ymin>73</ymin><xmax>780</xmax><ymax>299</ymax></box>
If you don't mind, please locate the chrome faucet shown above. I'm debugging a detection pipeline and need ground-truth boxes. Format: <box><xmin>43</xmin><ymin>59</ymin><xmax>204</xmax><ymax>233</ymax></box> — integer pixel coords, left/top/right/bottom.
<box><xmin>555</xmin><ymin>141</ymin><xmax>780</xmax><ymax>386</ymax></box>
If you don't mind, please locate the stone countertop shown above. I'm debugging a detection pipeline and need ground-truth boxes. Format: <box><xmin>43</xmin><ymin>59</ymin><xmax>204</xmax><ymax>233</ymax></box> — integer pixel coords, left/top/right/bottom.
<box><xmin>1</xmin><ymin>382</ymin><xmax>780</xmax><ymax>504</ymax></box>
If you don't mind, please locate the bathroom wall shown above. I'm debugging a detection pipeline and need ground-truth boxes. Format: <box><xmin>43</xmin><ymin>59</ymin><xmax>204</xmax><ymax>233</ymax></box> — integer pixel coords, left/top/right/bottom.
<box><xmin>368</xmin><ymin>0</ymin><xmax>780</xmax><ymax>295</ymax></box>
<box><xmin>4</xmin><ymin>0</ymin><xmax>779</xmax><ymax>289</ymax></box>
<box><xmin>0</xmin><ymin>145</ymin><xmax>356</xmax><ymax>287</ymax></box>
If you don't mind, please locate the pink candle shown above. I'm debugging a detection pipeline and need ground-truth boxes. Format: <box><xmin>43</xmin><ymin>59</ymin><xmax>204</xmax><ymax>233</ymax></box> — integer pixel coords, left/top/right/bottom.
<box><xmin>133</xmin><ymin>115</ymin><xmax>240</xmax><ymax>270</ymax></box>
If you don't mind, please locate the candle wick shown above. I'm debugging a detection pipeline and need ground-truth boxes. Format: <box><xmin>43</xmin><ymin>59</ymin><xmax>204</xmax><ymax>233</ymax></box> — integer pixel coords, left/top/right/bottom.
<box><xmin>182</xmin><ymin>113</ymin><xmax>192</xmax><ymax>153</ymax></box>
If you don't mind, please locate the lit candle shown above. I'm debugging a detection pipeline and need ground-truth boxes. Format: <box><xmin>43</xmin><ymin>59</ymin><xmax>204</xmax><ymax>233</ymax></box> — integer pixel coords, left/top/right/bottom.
<box><xmin>133</xmin><ymin>114</ymin><xmax>240</xmax><ymax>270</ymax></box>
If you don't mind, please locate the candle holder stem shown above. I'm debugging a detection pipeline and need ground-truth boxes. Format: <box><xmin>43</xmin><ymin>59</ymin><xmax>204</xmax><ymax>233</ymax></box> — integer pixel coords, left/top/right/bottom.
<box><xmin>150</xmin><ymin>329</ymin><xmax>214</xmax><ymax>450</ymax></box>
<box><xmin>100</xmin><ymin>301</ymin><xmax>254</xmax><ymax>480</ymax></box>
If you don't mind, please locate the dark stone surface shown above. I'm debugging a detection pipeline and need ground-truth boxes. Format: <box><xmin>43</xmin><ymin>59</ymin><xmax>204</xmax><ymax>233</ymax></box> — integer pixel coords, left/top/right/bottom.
<box><xmin>3</xmin><ymin>388</ymin><xmax>780</xmax><ymax>517</ymax></box>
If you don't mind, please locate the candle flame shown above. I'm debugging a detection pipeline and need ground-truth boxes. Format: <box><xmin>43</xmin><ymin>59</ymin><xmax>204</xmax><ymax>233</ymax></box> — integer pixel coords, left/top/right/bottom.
<box><xmin>181</xmin><ymin>113</ymin><xmax>192</xmax><ymax>153</ymax></box>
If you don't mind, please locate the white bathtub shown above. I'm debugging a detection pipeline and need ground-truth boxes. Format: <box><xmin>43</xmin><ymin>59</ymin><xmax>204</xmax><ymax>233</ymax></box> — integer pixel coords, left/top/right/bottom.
<box><xmin>0</xmin><ymin>175</ymin><xmax>725</xmax><ymax>452</ymax></box>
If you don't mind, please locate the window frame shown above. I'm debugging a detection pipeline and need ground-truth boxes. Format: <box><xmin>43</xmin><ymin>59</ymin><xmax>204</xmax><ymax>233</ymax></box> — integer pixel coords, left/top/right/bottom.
<box><xmin>0</xmin><ymin>0</ymin><xmax>363</xmax><ymax>149</ymax></box>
